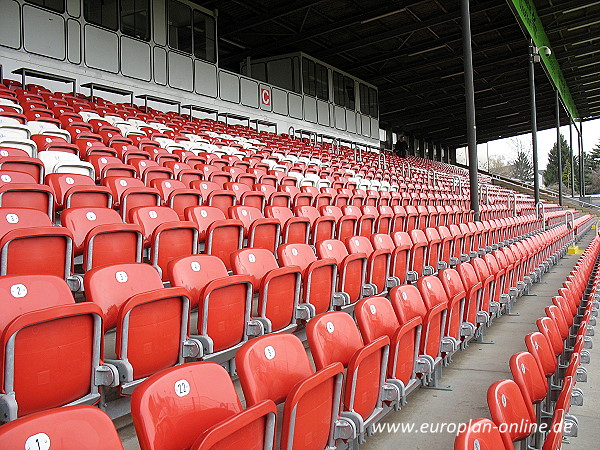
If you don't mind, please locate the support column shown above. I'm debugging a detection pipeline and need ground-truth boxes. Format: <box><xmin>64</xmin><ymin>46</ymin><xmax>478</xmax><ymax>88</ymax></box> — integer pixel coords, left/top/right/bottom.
<box><xmin>529</xmin><ymin>41</ymin><xmax>540</xmax><ymax>205</ymax></box>
<box><xmin>556</xmin><ymin>90</ymin><xmax>562</xmax><ymax>206</ymax></box>
<box><xmin>579</xmin><ymin>119</ymin><xmax>584</xmax><ymax>198</ymax></box>
<box><xmin>462</xmin><ymin>0</ymin><xmax>479</xmax><ymax>220</ymax></box>
<box><xmin>569</xmin><ymin>122</ymin><xmax>575</xmax><ymax>197</ymax></box>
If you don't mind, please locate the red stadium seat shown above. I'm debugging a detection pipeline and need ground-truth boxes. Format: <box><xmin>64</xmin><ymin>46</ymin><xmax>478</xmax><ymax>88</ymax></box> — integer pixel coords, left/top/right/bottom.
<box><xmin>236</xmin><ymin>334</ymin><xmax>349</xmax><ymax>449</ymax></box>
<box><xmin>0</xmin><ymin>405</ymin><xmax>124</xmax><ymax>449</ymax></box>
<box><xmin>232</xmin><ymin>248</ymin><xmax>306</xmax><ymax>331</ymax></box>
<box><xmin>0</xmin><ymin>275</ymin><xmax>117</xmax><ymax>420</ymax></box>
<box><xmin>129</xmin><ymin>206</ymin><xmax>198</xmax><ymax>279</ymax></box>
<box><xmin>84</xmin><ymin>263</ymin><xmax>201</xmax><ymax>394</ymax></box>
<box><xmin>307</xmin><ymin>311</ymin><xmax>399</xmax><ymax>438</ymax></box>
<box><xmin>167</xmin><ymin>254</ymin><xmax>264</xmax><ymax>363</ymax></box>
<box><xmin>131</xmin><ymin>362</ymin><xmax>276</xmax><ymax>450</ymax></box>
<box><xmin>61</xmin><ymin>207</ymin><xmax>143</xmax><ymax>271</ymax></box>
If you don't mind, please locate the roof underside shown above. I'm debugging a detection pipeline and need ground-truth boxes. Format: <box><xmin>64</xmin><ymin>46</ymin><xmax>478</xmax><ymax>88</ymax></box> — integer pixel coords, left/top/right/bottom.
<box><xmin>192</xmin><ymin>0</ymin><xmax>600</xmax><ymax>148</ymax></box>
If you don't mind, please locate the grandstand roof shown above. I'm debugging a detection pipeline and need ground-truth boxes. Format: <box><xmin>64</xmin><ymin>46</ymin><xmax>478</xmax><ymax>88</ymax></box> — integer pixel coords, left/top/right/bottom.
<box><xmin>195</xmin><ymin>0</ymin><xmax>600</xmax><ymax>148</ymax></box>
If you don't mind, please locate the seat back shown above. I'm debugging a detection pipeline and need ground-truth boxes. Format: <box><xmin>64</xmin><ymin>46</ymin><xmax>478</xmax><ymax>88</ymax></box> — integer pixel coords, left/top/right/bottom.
<box><xmin>487</xmin><ymin>379</ymin><xmax>535</xmax><ymax>446</ymax></box>
<box><xmin>167</xmin><ymin>255</ymin><xmax>252</xmax><ymax>353</ymax></box>
<box><xmin>185</xmin><ymin>205</ymin><xmax>244</xmax><ymax>270</ymax></box>
<box><xmin>0</xmin><ymin>405</ymin><xmax>124</xmax><ymax>449</ymax></box>
<box><xmin>61</xmin><ymin>206</ymin><xmax>123</xmax><ymax>251</ymax></box>
<box><xmin>0</xmin><ymin>301</ymin><xmax>103</xmax><ymax>419</ymax></box>
<box><xmin>439</xmin><ymin>268</ymin><xmax>467</xmax><ymax>339</ymax></box>
<box><xmin>409</xmin><ymin>229</ymin><xmax>428</xmax><ymax>276</ymax></box>
<box><xmin>346</xmin><ymin>235</ymin><xmax>389</xmax><ymax>293</ymax></box>
<box><xmin>316</xmin><ymin>238</ymin><xmax>349</xmax><ymax>264</ymax></box>
<box><xmin>84</xmin><ymin>262</ymin><xmax>164</xmax><ymax>330</ymax></box>
<box><xmin>536</xmin><ymin>316</ymin><xmax>563</xmax><ymax>357</ymax></box>
<box><xmin>524</xmin><ymin>332</ymin><xmax>558</xmax><ymax>377</ymax></box>
<box><xmin>132</xmin><ymin>362</ymin><xmax>243</xmax><ymax>450</ymax></box>
<box><xmin>277</xmin><ymin>242</ymin><xmax>317</xmax><ymax>271</ymax></box>
<box><xmin>0</xmin><ymin>275</ymin><xmax>74</xmax><ymax>331</ymax></box>
<box><xmin>307</xmin><ymin>311</ymin><xmax>364</xmax><ymax>369</ymax></box>
<box><xmin>307</xmin><ymin>311</ymin><xmax>388</xmax><ymax>421</ymax></box>
<box><xmin>509</xmin><ymin>351</ymin><xmax>548</xmax><ymax>407</ymax></box>
<box><xmin>129</xmin><ymin>205</ymin><xmax>180</xmax><ymax>241</ymax></box>
<box><xmin>0</xmin><ymin>208</ymin><xmax>72</xmax><ymax>278</ymax></box>
<box><xmin>237</xmin><ymin>334</ymin><xmax>313</xmax><ymax>405</ymax></box>
<box><xmin>454</xmin><ymin>417</ymin><xmax>510</xmax><ymax>450</ymax></box>
<box><xmin>456</xmin><ymin>262</ymin><xmax>484</xmax><ymax>323</ymax></box>
<box><xmin>236</xmin><ymin>334</ymin><xmax>344</xmax><ymax>450</ymax></box>
<box><xmin>231</xmin><ymin>248</ymin><xmax>279</xmax><ymax>291</ymax></box>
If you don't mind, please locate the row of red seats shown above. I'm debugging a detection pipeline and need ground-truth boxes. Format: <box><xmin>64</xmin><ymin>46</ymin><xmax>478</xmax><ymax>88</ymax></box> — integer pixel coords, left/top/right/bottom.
<box><xmin>455</xmin><ymin>232</ymin><xmax>600</xmax><ymax>449</ymax></box>
<box><xmin>0</xmin><ymin>214</ymin><xmax>575</xmax><ymax>424</ymax></box>
<box><xmin>0</xmin><ymin>196</ymin><xmax>542</xmax><ymax>286</ymax></box>
<box><xmin>126</xmin><ymin>221</ymin><xmax>580</xmax><ymax>448</ymax></box>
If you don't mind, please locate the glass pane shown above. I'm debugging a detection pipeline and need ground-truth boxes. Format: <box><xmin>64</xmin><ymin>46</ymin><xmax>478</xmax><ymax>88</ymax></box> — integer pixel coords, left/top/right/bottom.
<box><xmin>360</xmin><ymin>83</ymin><xmax>369</xmax><ymax>115</ymax></box>
<box><xmin>302</xmin><ymin>58</ymin><xmax>316</xmax><ymax>97</ymax></box>
<box><xmin>344</xmin><ymin>76</ymin><xmax>355</xmax><ymax>110</ymax></box>
<box><xmin>316</xmin><ymin>63</ymin><xmax>328</xmax><ymax>101</ymax></box>
<box><xmin>193</xmin><ymin>10</ymin><xmax>217</xmax><ymax>62</ymax></box>
<box><xmin>333</xmin><ymin>72</ymin><xmax>344</xmax><ymax>106</ymax></box>
<box><xmin>84</xmin><ymin>0</ymin><xmax>118</xmax><ymax>31</ymax></box>
<box><xmin>121</xmin><ymin>0</ymin><xmax>150</xmax><ymax>41</ymax></box>
<box><xmin>168</xmin><ymin>0</ymin><xmax>192</xmax><ymax>54</ymax></box>
<box><xmin>369</xmin><ymin>87</ymin><xmax>378</xmax><ymax>117</ymax></box>
<box><xmin>27</xmin><ymin>0</ymin><xmax>65</xmax><ymax>13</ymax></box>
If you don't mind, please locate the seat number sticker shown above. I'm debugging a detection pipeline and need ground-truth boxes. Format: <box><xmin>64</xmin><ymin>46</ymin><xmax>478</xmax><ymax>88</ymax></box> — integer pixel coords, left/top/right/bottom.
<box><xmin>115</xmin><ymin>271</ymin><xmax>128</xmax><ymax>283</ymax></box>
<box><xmin>25</xmin><ymin>433</ymin><xmax>50</xmax><ymax>450</ymax></box>
<box><xmin>264</xmin><ymin>345</ymin><xmax>276</xmax><ymax>360</ymax></box>
<box><xmin>191</xmin><ymin>261</ymin><xmax>201</xmax><ymax>272</ymax></box>
<box><xmin>174</xmin><ymin>379</ymin><xmax>190</xmax><ymax>397</ymax></box>
<box><xmin>10</xmin><ymin>284</ymin><xmax>27</xmax><ymax>298</ymax></box>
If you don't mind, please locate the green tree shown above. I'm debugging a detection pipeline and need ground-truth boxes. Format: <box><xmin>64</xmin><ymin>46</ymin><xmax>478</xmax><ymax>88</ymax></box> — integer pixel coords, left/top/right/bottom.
<box><xmin>562</xmin><ymin>158</ymin><xmax>579</xmax><ymax>192</ymax></box>
<box><xmin>512</xmin><ymin>150</ymin><xmax>533</xmax><ymax>182</ymax></box>
<box><xmin>589</xmin><ymin>139</ymin><xmax>600</xmax><ymax>169</ymax></box>
<box><xmin>544</xmin><ymin>133</ymin><xmax>572</xmax><ymax>187</ymax></box>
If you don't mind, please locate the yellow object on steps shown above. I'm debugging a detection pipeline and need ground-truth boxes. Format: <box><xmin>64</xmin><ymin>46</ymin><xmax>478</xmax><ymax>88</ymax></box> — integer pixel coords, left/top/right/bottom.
<box><xmin>567</xmin><ymin>245</ymin><xmax>584</xmax><ymax>255</ymax></box>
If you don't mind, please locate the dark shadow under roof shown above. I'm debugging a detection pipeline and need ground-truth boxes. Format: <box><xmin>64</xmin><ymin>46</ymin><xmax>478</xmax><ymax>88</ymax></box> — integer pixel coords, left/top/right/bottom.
<box><xmin>192</xmin><ymin>0</ymin><xmax>600</xmax><ymax>148</ymax></box>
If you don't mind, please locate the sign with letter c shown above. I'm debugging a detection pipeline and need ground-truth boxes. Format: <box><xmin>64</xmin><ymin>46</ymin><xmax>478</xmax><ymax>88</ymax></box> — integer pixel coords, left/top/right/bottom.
<box><xmin>261</xmin><ymin>87</ymin><xmax>271</xmax><ymax>106</ymax></box>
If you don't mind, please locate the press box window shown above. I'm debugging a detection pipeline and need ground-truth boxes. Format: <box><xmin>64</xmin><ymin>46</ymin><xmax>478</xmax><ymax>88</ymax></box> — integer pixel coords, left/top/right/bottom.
<box><xmin>84</xmin><ymin>0</ymin><xmax>119</xmax><ymax>31</ymax></box>
<box><xmin>369</xmin><ymin>87</ymin><xmax>378</xmax><ymax>117</ymax></box>
<box><xmin>121</xmin><ymin>0</ymin><xmax>150</xmax><ymax>41</ymax></box>
<box><xmin>302</xmin><ymin>58</ymin><xmax>329</xmax><ymax>101</ymax></box>
<box><xmin>168</xmin><ymin>0</ymin><xmax>193</xmax><ymax>53</ymax></box>
<box><xmin>193</xmin><ymin>10</ymin><xmax>216</xmax><ymax>63</ymax></box>
<box><xmin>333</xmin><ymin>72</ymin><xmax>355</xmax><ymax>109</ymax></box>
<box><xmin>359</xmin><ymin>84</ymin><xmax>378</xmax><ymax>117</ymax></box>
<box><xmin>26</xmin><ymin>0</ymin><xmax>65</xmax><ymax>13</ymax></box>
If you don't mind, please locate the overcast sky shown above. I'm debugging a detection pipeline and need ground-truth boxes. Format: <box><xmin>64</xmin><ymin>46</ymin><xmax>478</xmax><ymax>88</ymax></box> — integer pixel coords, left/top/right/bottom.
<box><xmin>457</xmin><ymin>117</ymin><xmax>600</xmax><ymax>170</ymax></box>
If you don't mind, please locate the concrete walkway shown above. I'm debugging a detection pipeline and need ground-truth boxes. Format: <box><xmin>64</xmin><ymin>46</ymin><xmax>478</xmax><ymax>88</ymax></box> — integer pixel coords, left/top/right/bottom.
<box><xmin>363</xmin><ymin>231</ymin><xmax>599</xmax><ymax>449</ymax></box>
